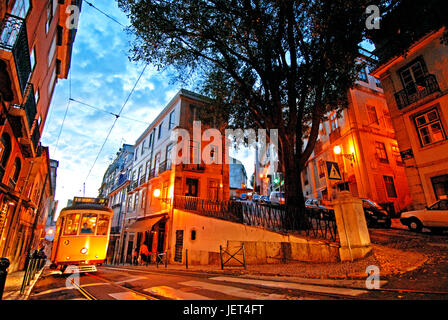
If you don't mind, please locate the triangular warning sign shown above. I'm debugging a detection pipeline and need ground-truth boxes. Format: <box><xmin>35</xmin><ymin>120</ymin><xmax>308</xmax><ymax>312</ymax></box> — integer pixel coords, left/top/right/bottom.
<box><xmin>329</xmin><ymin>164</ymin><xmax>341</xmax><ymax>180</ymax></box>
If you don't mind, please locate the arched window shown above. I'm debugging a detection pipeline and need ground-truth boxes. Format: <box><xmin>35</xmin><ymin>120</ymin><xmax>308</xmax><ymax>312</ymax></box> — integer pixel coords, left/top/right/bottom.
<box><xmin>12</xmin><ymin>158</ymin><xmax>21</xmax><ymax>183</ymax></box>
<box><xmin>0</xmin><ymin>133</ymin><xmax>12</xmax><ymax>180</ymax></box>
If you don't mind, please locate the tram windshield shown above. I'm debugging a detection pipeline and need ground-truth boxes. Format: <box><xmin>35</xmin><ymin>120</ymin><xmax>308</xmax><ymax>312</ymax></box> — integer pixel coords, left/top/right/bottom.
<box><xmin>62</xmin><ymin>213</ymin><xmax>110</xmax><ymax>236</ymax></box>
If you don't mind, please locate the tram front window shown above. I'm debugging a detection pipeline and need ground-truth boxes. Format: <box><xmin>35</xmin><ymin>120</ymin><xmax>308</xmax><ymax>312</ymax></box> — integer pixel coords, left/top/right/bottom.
<box><xmin>80</xmin><ymin>214</ymin><xmax>97</xmax><ymax>234</ymax></box>
<box><xmin>64</xmin><ymin>214</ymin><xmax>81</xmax><ymax>235</ymax></box>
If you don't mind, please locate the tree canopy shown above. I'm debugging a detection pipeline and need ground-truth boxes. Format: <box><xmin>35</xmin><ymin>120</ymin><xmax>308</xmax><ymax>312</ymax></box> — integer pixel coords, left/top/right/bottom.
<box><xmin>118</xmin><ymin>0</ymin><xmax>373</xmax><ymax>207</ymax></box>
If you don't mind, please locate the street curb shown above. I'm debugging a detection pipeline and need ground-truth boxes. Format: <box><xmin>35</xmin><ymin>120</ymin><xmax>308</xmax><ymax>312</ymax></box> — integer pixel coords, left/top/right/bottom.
<box><xmin>11</xmin><ymin>267</ymin><xmax>46</xmax><ymax>301</ymax></box>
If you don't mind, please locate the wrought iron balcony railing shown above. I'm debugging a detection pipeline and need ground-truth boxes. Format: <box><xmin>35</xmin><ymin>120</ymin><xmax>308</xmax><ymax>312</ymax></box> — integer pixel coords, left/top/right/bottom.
<box><xmin>31</xmin><ymin>126</ymin><xmax>40</xmax><ymax>151</ymax></box>
<box><xmin>394</xmin><ymin>74</ymin><xmax>440</xmax><ymax>110</ymax></box>
<box><xmin>139</xmin><ymin>174</ymin><xmax>146</xmax><ymax>186</ymax></box>
<box><xmin>0</xmin><ymin>13</ymin><xmax>32</xmax><ymax>96</ymax></box>
<box><xmin>182</xmin><ymin>163</ymin><xmax>206</xmax><ymax>172</ymax></box>
<box><xmin>12</xmin><ymin>83</ymin><xmax>36</xmax><ymax>131</ymax></box>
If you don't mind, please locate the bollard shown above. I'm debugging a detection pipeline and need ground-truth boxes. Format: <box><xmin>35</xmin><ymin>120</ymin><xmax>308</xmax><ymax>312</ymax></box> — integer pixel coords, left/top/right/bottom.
<box><xmin>0</xmin><ymin>257</ymin><xmax>10</xmax><ymax>300</ymax></box>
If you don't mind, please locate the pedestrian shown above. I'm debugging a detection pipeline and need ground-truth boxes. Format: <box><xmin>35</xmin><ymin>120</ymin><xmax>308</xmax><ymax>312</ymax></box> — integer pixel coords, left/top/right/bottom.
<box><xmin>140</xmin><ymin>244</ymin><xmax>150</xmax><ymax>266</ymax></box>
<box><xmin>132</xmin><ymin>250</ymin><xmax>138</xmax><ymax>265</ymax></box>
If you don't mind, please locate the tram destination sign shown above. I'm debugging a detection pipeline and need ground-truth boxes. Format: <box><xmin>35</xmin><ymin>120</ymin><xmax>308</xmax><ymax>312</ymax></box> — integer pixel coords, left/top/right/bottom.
<box><xmin>73</xmin><ymin>197</ymin><xmax>108</xmax><ymax>206</ymax></box>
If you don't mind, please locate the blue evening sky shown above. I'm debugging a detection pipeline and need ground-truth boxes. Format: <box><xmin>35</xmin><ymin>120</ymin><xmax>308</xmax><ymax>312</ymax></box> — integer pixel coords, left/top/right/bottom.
<box><xmin>42</xmin><ymin>0</ymin><xmax>255</xmax><ymax>219</ymax></box>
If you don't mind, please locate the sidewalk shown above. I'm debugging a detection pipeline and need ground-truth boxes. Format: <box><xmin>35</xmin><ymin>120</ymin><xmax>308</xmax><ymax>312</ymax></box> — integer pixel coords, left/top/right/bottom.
<box><xmin>1</xmin><ymin>267</ymin><xmax>45</xmax><ymax>300</ymax></box>
<box><xmin>107</xmin><ymin>243</ymin><xmax>429</xmax><ymax>282</ymax></box>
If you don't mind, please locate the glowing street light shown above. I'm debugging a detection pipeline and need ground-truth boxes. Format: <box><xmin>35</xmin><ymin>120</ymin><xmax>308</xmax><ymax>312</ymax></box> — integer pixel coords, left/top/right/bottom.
<box><xmin>153</xmin><ymin>189</ymin><xmax>161</xmax><ymax>198</ymax></box>
<box><xmin>333</xmin><ymin>145</ymin><xmax>355</xmax><ymax>161</ymax></box>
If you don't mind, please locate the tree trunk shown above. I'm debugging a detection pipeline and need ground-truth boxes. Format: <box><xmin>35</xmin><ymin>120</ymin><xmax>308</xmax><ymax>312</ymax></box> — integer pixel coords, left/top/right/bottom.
<box><xmin>282</xmin><ymin>144</ymin><xmax>305</xmax><ymax>210</ymax></box>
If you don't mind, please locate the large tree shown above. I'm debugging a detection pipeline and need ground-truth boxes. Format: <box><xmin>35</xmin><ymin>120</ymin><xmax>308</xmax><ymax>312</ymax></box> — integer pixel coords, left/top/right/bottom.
<box><xmin>118</xmin><ymin>0</ymin><xmax>372</xmax><ymax>208</ymax></box>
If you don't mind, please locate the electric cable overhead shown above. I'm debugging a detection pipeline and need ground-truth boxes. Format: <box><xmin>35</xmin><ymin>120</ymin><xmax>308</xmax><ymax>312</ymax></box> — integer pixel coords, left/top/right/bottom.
<box><xmin>53</xmin><ymin>69</ymin><xmax>73</xmax><ymax>157</ymax></box>
<box><xmin>83</xmin><ymin>62</ymin><xmax>149</xmax><ymax>185</ymax></box>
<box><xmin>69</xmin><ymin>98</ymin><xmax>152</xmax><ymax>125</ymax></box>
<box><xmin>83</xmin><ymin>0</ymin><xmax>126</xmax><ymax>27</ymax></box>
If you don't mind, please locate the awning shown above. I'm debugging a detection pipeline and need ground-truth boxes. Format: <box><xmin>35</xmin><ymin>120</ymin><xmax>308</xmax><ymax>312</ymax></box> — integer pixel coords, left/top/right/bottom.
<box><xmin>126</xmin><ymin>214</ymin><xmax>167</xmax><ymax>232</ymax></box>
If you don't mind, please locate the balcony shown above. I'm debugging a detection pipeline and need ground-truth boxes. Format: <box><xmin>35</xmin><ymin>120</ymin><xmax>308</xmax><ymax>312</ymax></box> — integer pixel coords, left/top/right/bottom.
<box><xmin>182</xmin><ymin>163</ymin><xmax>205</xmax><ymax>172</ymax></box>
<box><xmin>0</xmin><ymin>13</ymin><xmax>32</xmax><ymax>101</ymax></box>
<box><xmin>139</xmin><ymin>174</ymin><xmax>146</xmax><ymax>186</ymax></box>
<box><xmin>329</xmin><ymin>127</ymin><xmax>341</xmax><ymax>144</ymax></box>
<box><xmin>394</xmin><ymin>74</ymin><xmax>440</xmax><ymax>110</ymax></box>
<box><xmin>9</xmin><ymin>83</ymin><xmax>36</xmax><ymax>136</ymax></box>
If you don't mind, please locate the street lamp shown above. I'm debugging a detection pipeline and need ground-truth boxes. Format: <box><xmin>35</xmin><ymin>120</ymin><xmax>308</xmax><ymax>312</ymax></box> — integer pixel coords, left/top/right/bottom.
<box><xmin>333</xmin><ymin>145</ymin><xmax>355</xmax><ymax>161</ymax></box>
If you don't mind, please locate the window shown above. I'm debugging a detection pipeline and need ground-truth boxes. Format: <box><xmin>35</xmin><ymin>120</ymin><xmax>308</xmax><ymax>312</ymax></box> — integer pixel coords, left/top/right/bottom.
<box><xmin>207</xmin><ymin>179</ymin><xmax>219</xmax><ymax>200</ymax></box>
<box><xmin>158</xmin><ymin>123</ymin><xmax>163</xmax><ymax>140</ymax></box>
<box><xmin>145</xmin><ymin>160</ymin><xmax>151</xmax><ymax>178</ymax></box>
<box><xmin>391</xmin><ymin>145</ymin><xmax>404</xmax><ymax>166</ymax></box>
<box><xmin>383</xmin><ymin>110</ymin><xmax>393</xmax><ymax>129</ymax></box>
<box><xmin>169</xmin><ymin>110</ymin><xmax>176</xmax><ymax>130</ymax></box>
<box><xmin>431</xmin><ymin>175</ymin><xmax>448</xmax><ymax>200</ymax></box>
<box><xmin>148</xmin><ymin>133</ymin><xmax>153</xmax><ymax>149</ymax></box>
<box><xmin>190</xmin><ymin>230</ymin><xmax>196</xmax><ymax>241</ymax></box>
<box><xmin>318</xmin><ymin>160</ymin><xmax>325</xmax><ymax>178</ymax></box>
<box><xmin>375</xmin><ymin>142</ymin><xmax>388</xmax><ymax>164</ymax></box>
<box><xmin>11</xmin><ymin>0</ymin><xmax>31</xmax><ymax>19</ymax></box>
<box><xmin>135</xmin><ymin>147</ymin><xmax>138</xmax><ymax>161</ymax></box>
<box><xmin>11</xmin><ymin>158</ymin><xmax>21</xmax><ymax>183</ymax></box>
<box><xmin>209</xmin><ymin>145</ymin><xmax>219</xmax><ymax>164</ymax></box>
<box><xmin>400</xmin><ymin>58</ymin><xmax>426</xmax><ymax>95</ymax></box>
<box><xmin>96</xmin><ymin>215</ymin><xmax>110</xmax><ymax>235</ymax></box>
<box><xmin>46</xmin><ymin>0</ymin><xmax>57</xmax><ymax>33</ymax></box>
<box><xmin>48</xmin><ymin>68</ymin><xmax>56</xmax><ymax>98</ymax></box>
<box><xmin>30</xmin><ymin>48</ymin><xmax>36</xmax><ymax>72</ymax></box>
<box><xmin>80</xmin><ymin>214</ymin><xmax>97</xmax><ymax>234</ymax></box>
<box><xmin>63</xmin><ymin>214</ymin><xmax>81</xmax><ymax>235</ymax></box>
<box><xmin>375</xmin><ymin>78</ymin><xmax>382</xmax><ymax>89</ymax></box>
<box><xmin>154</xmin><ymin>153</ymin><xmax>160</xmax><ymax>176</ymax></box>
<box><xmin>329</xmin><ymin>113</ymin><xmax>338</xmax><ymax>131</ymax></box>
<box><xmin>302</xmin><ymin>169</ymin><xmax>309</xmax><ymax>186</ymax></box>
<box><xmin>367</xmin><ymin>105</ymin><xmax>379</xmax><ymax>126</ymax></box>
<box><xmin>383</xmin><ymin>176</ymin><xmax>397</xmax><ymax>198</ymax></box>
<box><xmin>134</xmin><ymin>193</ymin><xmax>139</xmax><ymax>210</ymax></box>
<box><xmin>0</xmin><ymin>133</ymin><xmax>12</xmax><ymax>174</ymax></box>
<box><xmin>141</xmin><ymin>140</ymin><xmax>145</xmax><ymax>156</ymax></box>
<box><xmin>35</xmin><ymin>89</ymin><xmax>40</xmax><ymax>104</ymax></box>
<box><xmin>414</xmin><ymin>108</ymin><xmax>446</xmax><ymax>147</ymax></box>
<box><xmin>56</xmin><ymin>25</ymin><xmax>63</xmax><ymax>46</ymax></box>
<box><xmin>141</xmin><ymin>191</ymin><xmax>146</xmax><ymax>209</ymax></box>
<box><xmin>166</xmin><ymin>144</ymin><xmax>173</xmax><ymax>169</ymax></box>
<box><xmin>137</xmin><ymin>166</ymin><xmax>143</xmax><ymax>183</ymax></box>
<box><xmin>358</xmin><ymin>67</ymin><xmax>368</xmax><ymax>83</ymax></box>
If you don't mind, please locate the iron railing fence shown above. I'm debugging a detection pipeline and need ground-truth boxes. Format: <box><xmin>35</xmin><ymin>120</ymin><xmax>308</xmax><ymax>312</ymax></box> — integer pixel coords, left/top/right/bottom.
<box><xmin>173</xmin><ymin>196</ymin><xmax>338</xmax><ymax>242</ymax></box>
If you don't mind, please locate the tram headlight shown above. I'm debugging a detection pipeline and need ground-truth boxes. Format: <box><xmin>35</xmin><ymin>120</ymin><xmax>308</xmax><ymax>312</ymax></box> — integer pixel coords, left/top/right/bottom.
<box><xmin>80</xmin><ymin>248</ymin><xmax>88</xmax><ymax>255</ymax></box>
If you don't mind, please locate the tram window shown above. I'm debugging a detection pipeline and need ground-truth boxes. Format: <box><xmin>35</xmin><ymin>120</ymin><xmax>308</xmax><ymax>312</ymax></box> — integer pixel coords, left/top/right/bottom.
<box><xmin>80</xmin><ymin>214</ymin><xmax>97</xmax><ymax>234</ymax></box>
<box><xmin>63</xmin><ymin>214</ymin><xmax>81</xmax><ymax>235</ymax></box>
<box><xmin>96</xmin><ymin>215</ymin><xmax>109</xmax><ymax>236</ymax></box>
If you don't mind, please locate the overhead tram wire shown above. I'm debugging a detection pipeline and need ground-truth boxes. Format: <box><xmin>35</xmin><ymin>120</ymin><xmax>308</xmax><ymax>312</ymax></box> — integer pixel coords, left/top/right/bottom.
<box><xmin>83</xmin><ymin>0</ymin><xmax>126</xmax><ymax>28</ymax></box>
<box><xmin>53</xmin><ymin>68</ymin><xmax>73</xmax><ymax>158</ymax></box>
<box><xmin>83</xmin><ymin>62</ymin><xmax>149</xmax><ymax>188</ymax></box>
<box><xmin>69</xmin><ymin>98</ymin><xmax>153</xmax><ymax>125</ymax></box>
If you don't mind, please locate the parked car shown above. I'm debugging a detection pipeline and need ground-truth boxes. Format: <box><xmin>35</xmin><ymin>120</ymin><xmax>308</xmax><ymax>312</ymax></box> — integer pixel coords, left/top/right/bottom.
<box><xmin>305</xmin><ymin>198</ymin><xmax>334</xmax><ymax>219</ymax></box>
<box><xmin>260</xmin><ymin>195</ymin><xmax>270</xmax><ymax>204</ymax></box>
<box><xmin>252</xmin><ymin>193</ymin><xmax>260</xmax><ymax>202</ymax></box>
<box><xmin>269</xmin><ymin>191</ymin><xmax>285</xmax><ymax>205</ymax></box>
<box><xmin>361</xmin><ymin>199</ymin><xmax>391</xmax><ymax>228</ymax></box>
<box><xmin>400</xmin><ymin>199</ymin><xmax>448</xmax><ymax>234</ymax></box>
<box><xmin>240</xmin><ymin>193</ymin><xmax>247</xmax><ymax>201</ymax></box>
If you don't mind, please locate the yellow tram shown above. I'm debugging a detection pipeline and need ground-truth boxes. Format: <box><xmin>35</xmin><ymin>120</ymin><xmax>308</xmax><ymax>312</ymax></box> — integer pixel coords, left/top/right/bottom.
<box><xmin>50</xmin><ymin>197</ymin><xmax>113</xmax><ymax>273</ymax></box>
